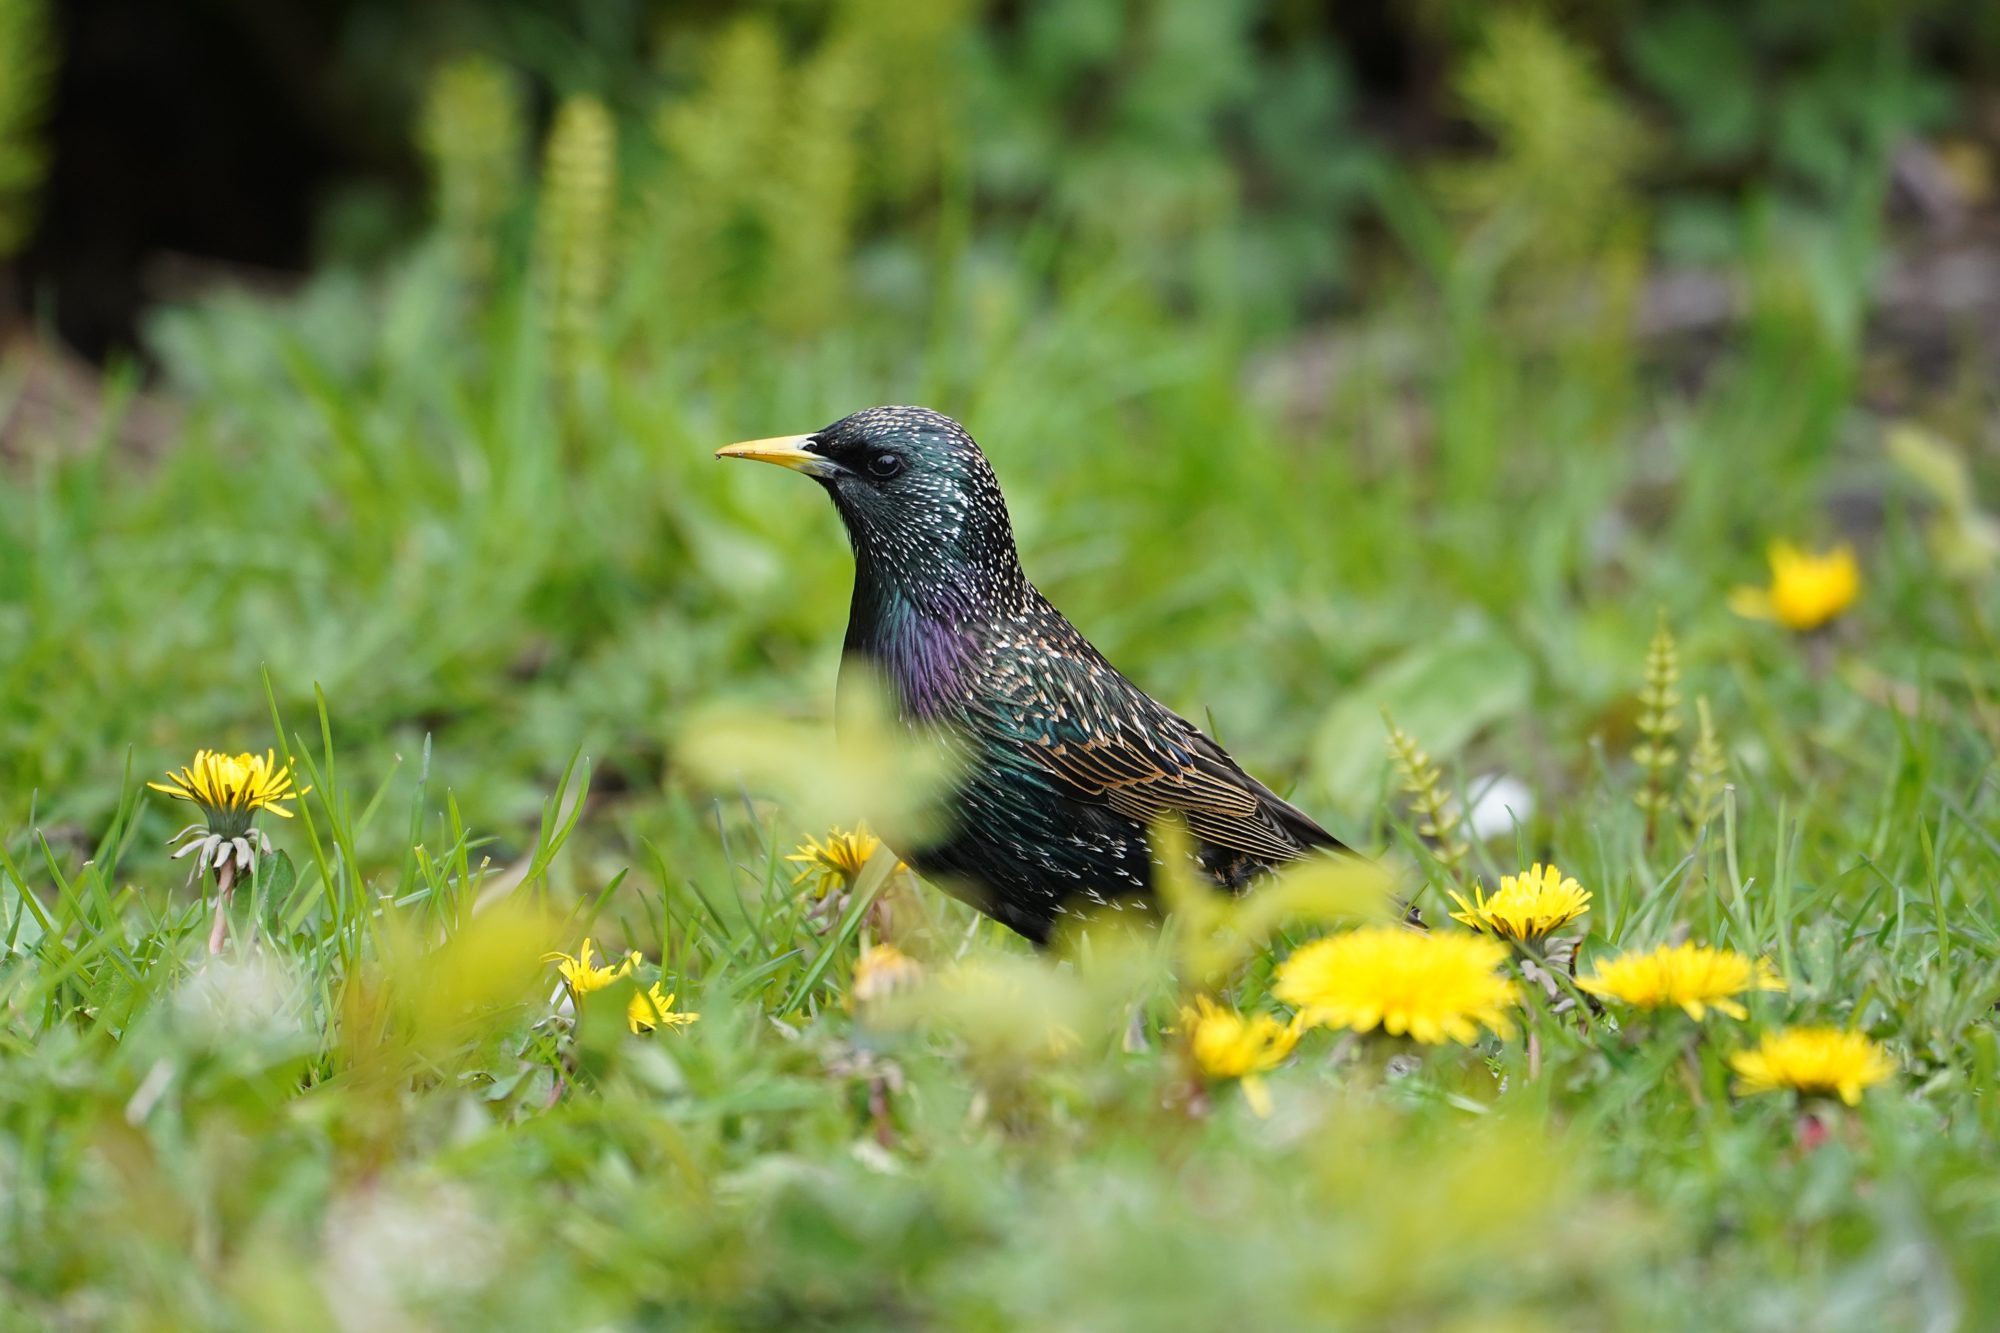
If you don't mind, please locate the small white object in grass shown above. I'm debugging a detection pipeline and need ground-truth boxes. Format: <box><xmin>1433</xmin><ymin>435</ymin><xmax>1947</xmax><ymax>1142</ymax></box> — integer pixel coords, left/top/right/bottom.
<box><xmin>175</xmin><ymin>952</ymin><xmax>307</xmax><ymax>1045</ymax></box>
<box><xmin>320</xmin><ymin>1183</ymin><xmax>498</xmax><ymax>1333</ymax></box>
<box><xmin>1461</xmin><ymin>773</ymin><xmax>1534</xmax><ymax>843</ymax></box>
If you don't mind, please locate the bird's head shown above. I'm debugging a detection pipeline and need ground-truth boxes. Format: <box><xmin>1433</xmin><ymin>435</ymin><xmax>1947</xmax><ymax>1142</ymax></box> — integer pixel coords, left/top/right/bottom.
<box><xmin>717</xmin><ymin>406</ymin><xmax>1023</xmax><ymax>610</ymax></box>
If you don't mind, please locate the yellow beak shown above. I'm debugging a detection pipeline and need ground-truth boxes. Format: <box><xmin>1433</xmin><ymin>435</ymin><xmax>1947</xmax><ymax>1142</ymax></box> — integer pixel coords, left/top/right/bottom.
<box><xmin>715</xmin><ymin>434</ymin><xmax>830</xmax><ymax>474</ymax></box>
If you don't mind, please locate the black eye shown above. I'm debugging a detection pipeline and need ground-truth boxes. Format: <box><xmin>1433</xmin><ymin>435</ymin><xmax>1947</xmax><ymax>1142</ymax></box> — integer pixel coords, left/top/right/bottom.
<box><xmin>867</xmin><ymin>452</ymin><xmax>904</xmax><ymax>479</ymax></box>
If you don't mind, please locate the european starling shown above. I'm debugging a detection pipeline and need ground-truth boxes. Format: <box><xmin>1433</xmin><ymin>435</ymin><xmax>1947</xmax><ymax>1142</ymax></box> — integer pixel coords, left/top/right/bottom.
<box><xmin>718</xmin><ymin>406</ymin><xmax>1346</xmax><ymax>943</ymax></box>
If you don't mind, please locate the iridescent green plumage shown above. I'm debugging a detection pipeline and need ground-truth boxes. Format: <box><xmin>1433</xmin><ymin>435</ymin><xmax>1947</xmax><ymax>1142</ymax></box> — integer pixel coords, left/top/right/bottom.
<box><xmin>720</xmin><ymin>406</ymin><xmax>1346</xmax><ymax>942</ymax></box>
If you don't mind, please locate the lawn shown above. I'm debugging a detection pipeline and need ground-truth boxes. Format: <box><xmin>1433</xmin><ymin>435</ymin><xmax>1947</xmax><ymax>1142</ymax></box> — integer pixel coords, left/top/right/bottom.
<box><xmin>5</xmin><ymin>9</ymin><xmax>2000</xmax><ymax>1329</ymax></box>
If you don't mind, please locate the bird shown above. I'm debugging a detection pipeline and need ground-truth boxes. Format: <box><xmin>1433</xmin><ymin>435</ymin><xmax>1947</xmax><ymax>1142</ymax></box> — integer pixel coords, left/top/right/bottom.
<box><xmin>717</xmin><ymin>405</ymin><xmax>1347</xmax><ymax>944</ymax></box>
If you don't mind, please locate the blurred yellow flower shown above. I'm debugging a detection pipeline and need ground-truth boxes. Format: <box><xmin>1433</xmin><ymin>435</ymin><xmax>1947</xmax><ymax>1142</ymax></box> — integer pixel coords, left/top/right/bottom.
<box><xmin>1576</xmin><ymin>942</ymin><xmax>1784</xmax><ymax>1020</ymax></box>
<box><xmin>1180</xmin><ymin>994</ymin><xmax>1299</xmax><ymax>1116</ymax></box>
<box><xmin>849</xmin><ymin>942</ymin><xmax>925</xmax><ymax>1009</ymax></box>
<box><xmin>1729</xmin><ymin>1026</ymin><xmax>1894</xmax><ymax>1105</ymax></box>
<box><xmin>150</xmin><ymin>749</ymin><xmax>305</xmax><ymax>824</ymax></box>
<box><xmin>627</xmin><ymin>982</ymin><xmax>698</xmax><ymax>1034</ymax></box>
<box><xmin>544</xmin><ymin>937</ymin><xmax>635</xmax><ymax>995</ymax></box>
<box><xmin>1728</xmin><ymin>541</ymin><xmax>1859</xmax><ymax>631</ymax></box>
<box><xmin>787</xmin><ymin>822</ymin><xmax>899</xmax><ymax>898</ymax></box>
<box><xmin>1449</xmin><ymin>863</ymin><xmax>1591</xmax><ymax>941</ymax></box>
<box><xmin>1275</xmin><ymin>926</ymin><xmax>1519</xmax><ymax>1046</ymax></box>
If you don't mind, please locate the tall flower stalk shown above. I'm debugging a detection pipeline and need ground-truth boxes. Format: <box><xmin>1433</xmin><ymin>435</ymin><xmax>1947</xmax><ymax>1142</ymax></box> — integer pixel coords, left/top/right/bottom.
<box><xmin>1633</xmin><ymin>613</ymin><xmax>1682</xmax><ymax>846</ymax></box>
<box><xmin>1382</xmin><ymin>711</ymin><xmax>1469</xmax><ymax>882</ymax></box>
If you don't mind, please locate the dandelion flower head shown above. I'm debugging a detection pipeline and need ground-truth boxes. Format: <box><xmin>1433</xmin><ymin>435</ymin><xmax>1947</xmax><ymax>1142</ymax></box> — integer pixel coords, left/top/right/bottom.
<box><xmin>1275</xmin><ymin>926</ymin><xmax>1519</xmax><ymax>1046</ymax></box>
<box><xmin>1730</xmin><ymin>1026</ymin><xmax>1894</xmax><ymax>1105</ymax></box>
<box><xmin>626</xmin><ymin>982</ymin><xmax>698</xmax><ymax>1034</ymax></box>
<box><xmin>1576</xmin><ymin>941</ymin><xmax>1784</xmax><ymax>1020</ymax></box>
<box><xmin>1449</xmin><ymin>863</ymin><xmax>1591</xmax><ymax>941</ymax></box>
<box><xmin>545</xmin><ymin>938</ymin><xmax>637</xmax><ymax>995</ymax></box>
<box><xmin>1728</xmin><ymin>541</ymin><xmax>1860</xmax><ymax>632</ymax></box>
<box><xmin>787</xmin><ymin>823</ymin><xmax>894</xmax><ymax>899</ymax></box>
<box><xmin>150</xmin><ymin>748</ymin><xmax>305</xmax><ymax>876</ymax></box>
<box><xmin>150</xmin><ymin>749</ymin><xmax>304</xmax><ymax>830</ymax></box>
<box><xmin>1180</xmin><ymin>995</ymin><xmax>1299</xmax><ymax>1116</ymax></box>
<box><xmin>545</xmin><ymin>940</ymin><xmax>698</xmax><ymax>1034</ymax></box>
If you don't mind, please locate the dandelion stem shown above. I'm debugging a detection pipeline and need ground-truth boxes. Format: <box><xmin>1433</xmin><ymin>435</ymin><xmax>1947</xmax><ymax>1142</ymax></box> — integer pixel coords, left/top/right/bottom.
<box><xmin>207</xmin><ymin>859</ymin><xmax>237</xmax><ymax>956</ymax></box>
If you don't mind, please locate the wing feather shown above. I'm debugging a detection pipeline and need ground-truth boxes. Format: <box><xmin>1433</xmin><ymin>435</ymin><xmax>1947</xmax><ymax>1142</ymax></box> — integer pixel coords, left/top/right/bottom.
<box><xmin>971</xmin><ymin>635</ymin><xmax>1337</xmax><ymax>869</ymax></box>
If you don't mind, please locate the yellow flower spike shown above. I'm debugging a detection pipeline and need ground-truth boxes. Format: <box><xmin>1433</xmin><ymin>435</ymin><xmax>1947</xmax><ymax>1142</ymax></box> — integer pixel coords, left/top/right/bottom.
<box><xmin>1730</xmin><ymin>1026</ymin><xmax>1895</xmax><ymax>1105</ymax></box>
<box><xmin>786</xmin><ymin>822</ymin><xmax>898</xmax><ymax>899</ymax></box>
<box><xmin>1179</xmin><ymin>995</ymin><xmax>1300</xmax><ymax>1117</ymax></box>
<box><xmin>1728</xmin><ymin>541</ymin><xmax>1860</xmax><ymax>632</ymax></box>
<box><xmin>1449</xmin><ymin>863</ymin><xmax>1591</xmax><ymax>942</ymax></box>
<box><xmin>1575</xmin><ymin>942</ymin><xmax>1785</xmax><ymax>1020</ymax></box>
<box><xmin>1274</xmin><ymin>926</ymin><xmax>1519</xmax><ymax>1046</ymax></box>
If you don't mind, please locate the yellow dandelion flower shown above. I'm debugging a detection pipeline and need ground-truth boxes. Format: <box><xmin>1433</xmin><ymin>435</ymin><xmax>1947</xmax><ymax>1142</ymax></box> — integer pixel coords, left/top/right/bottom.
<box><xmin>849</xmin><ymin>942</ymin><xmax>925</xmax><ymax>1010</ymax></box>
<box><xmin>1730</xmin><ymin>1026</ymin><xmax>1894</xmax><ymax>1105</ymax></box>
<box><xmin>543</xmin><ymin>938</ymin><xmax>636</xmax><ymax>995</ymax></box>
<box><xmin>787</xmin><ymin>823</ymin><xmax>897</xmax><ymax>899</ymax></box>
<box><xmin>627</xmin><ymin>982</ymin><xmax>699</xmax><ymax>1034</ymax></box>
<box><xmin>149</xmin><ymin>749</ymin><xmax>307</xmax><ymax>885</ymax></box>
<box><xmin>1576</xmin><ymin>941</ymin><xmax>1784</xmax><ymax>1020</ymax></box>
<box><xmin>150</xmin><ymin>749</ymin><xmax>304</xmax><ymax>824</ymax></box>
<box><xmin>1728</xmin><ymin>541</ymin><xmax>1860</xmax><ymax>632</ymax></box>
<box><xmin>546</xmin><ymin>940</ymin><xmax>698</xmax><ymax>1034</ymax></box>
<box><xmin>1449</xmin><ymin>863</ymin><xmax>1591</xmax><ymax>941</ymax></box>
<box><xmin>1180</xmin><ymin>994</ymin><xmax>1299</xmax><ymax>1116</ymax></box>
<box><xmin>1274</xmin><ymin>926</ymin><xmax>1519</xmax><ymax>1046</ymax></box>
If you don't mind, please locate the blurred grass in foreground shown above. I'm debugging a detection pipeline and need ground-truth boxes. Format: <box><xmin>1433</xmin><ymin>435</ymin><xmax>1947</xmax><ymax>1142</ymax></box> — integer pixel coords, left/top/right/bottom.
<box><xmin>4</xmin><ymin>3</ymin><xmax>2000</xmax><ymax>1326</ymax></box>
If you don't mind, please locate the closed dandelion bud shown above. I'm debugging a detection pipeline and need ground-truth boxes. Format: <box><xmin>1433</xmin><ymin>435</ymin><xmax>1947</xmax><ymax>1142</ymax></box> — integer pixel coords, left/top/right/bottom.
<box><xmin>850</xmin><ymin>943</ymin><xmax>924</xmax><ymax>1014</ymax></box>
<box><xmin>536</xmin><ymin>94</ymin><xmax>616</xmax><ymax>360</ymax></box>
<box><xmin>417</xmin><ymin>55</ymin><xmax>525</xmax><ymax>288</ymax></box>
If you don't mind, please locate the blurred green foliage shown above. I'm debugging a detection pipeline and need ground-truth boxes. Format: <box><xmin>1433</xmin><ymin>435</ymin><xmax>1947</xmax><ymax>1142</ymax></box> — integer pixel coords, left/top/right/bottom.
<box><xmin>418</xmin><ymin>55</ymin><xmax>528</xmax><ymax>292</ymax></box>
<box><xmin>0</xmin><ymin>0</ymin><xmax>53</xmax><ymax>258</ymax></box>
<box><xmin>4</xmin><ymin>0</ymin><xmax>2000</xmax><ymax>1326</ymax></box>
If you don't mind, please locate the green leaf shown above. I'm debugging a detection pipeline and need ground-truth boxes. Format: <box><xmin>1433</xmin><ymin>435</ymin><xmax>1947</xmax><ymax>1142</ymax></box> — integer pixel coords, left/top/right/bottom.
<box><xmin>1311</xmin><ymin>628</ymin><xmax>1533</xmax><ymax>809</ymax></box>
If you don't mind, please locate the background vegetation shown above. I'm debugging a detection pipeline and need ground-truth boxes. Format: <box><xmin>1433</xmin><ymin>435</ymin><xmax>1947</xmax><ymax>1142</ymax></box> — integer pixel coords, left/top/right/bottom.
<box><xmin>4</xmin><ymin>0</ymin><xmax>2000</xmax><ymax>1326</ymax></box>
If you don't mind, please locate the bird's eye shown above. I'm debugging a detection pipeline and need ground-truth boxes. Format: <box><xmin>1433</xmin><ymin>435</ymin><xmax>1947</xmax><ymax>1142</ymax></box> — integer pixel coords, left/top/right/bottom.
<box><xmin>867</xmin><ymin>452</ymin><xmax>904</xmax><ymax>479</ymax></box>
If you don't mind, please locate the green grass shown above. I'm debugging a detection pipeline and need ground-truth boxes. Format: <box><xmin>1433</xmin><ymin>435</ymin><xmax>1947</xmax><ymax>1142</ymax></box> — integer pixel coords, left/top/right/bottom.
<box><xmin>4</xmin><ymin>167</ymin><xmax>2000</xmax><ymax>1326</ymax></box>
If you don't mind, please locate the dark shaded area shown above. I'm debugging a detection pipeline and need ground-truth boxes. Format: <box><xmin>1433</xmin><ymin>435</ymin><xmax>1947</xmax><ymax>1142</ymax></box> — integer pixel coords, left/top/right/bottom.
<box><xmin>11</xmin><ymin>0</ymin><xmax>2000</xmax><ymax>364</ymax></box>
<box><xmin>15</xmin><ymin>0</ymin><xmax>392</xmax><ymax>359</ymax></box>
<box><xmin>8</xmin><ymin>0</ymin><xmax>1444</xmax><ymax>364</ymax></box>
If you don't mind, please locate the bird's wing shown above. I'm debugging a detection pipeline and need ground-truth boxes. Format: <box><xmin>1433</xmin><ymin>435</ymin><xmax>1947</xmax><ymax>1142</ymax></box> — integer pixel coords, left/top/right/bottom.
<box><xmin>971</xmin><ymin>636</ymin><xmax>1335</xmax><ymax>866</ymax></box>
